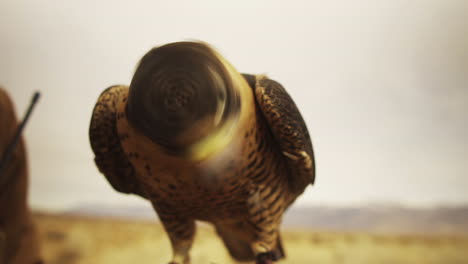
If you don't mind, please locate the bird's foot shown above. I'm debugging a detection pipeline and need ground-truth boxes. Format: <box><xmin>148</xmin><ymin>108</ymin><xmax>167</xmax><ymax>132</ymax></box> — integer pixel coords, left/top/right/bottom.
<box><xmin>256</xmin><ymin>251</ymin><xmax>281</xmax><ymax>264</ymax></box>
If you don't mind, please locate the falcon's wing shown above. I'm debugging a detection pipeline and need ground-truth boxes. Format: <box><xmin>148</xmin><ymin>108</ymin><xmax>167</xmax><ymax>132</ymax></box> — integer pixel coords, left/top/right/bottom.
<box><xmin>89</xmin><ymin>85</ymin><xmax>147</xmax><ymax>198</ymax></box>
<box><xmin>243</xmin><ymin>74</ymin><xmax>316</xmax><ymax>195</ymax></box>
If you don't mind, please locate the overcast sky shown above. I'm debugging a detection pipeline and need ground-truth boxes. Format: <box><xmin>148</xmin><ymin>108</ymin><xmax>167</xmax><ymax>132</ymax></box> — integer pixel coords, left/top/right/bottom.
<box><xmin>1</xmin><ymin>0</ymin><xmax>467</xmax><ymax>211</ymax></box>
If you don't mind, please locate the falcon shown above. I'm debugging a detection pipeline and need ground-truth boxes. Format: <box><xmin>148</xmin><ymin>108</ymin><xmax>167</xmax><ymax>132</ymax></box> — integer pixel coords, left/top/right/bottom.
<box><xmin>89</xmin><ymin>41</ymin><xmax>315</xmax><ymax>264</ymax></box>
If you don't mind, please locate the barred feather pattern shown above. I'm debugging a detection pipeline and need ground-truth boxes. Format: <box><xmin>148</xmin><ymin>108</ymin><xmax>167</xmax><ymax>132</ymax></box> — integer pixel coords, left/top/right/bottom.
<box><xmin>255</xmin><ymin>76</ymin><xmax>315</xmax><ymax>196</ymax></box>
<box><xmin>89</xmin><ymin>72</ymin><xmax>313</xmax><ymax>263</ymax></box>
<box><xmin>112</xmin><ymin>80</ymin><xmax>290</xmax><ymax>261</ymax></box>
<box><xmin>89</xmin><ymin>85</ymin><xmax>147</xmax><ymax>198</ymax></box>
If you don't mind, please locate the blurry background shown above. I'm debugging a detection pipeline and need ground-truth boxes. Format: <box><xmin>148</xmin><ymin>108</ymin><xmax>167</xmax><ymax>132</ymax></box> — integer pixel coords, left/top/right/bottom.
<box><xmin>1</xmin><ymin>0</ymin><xmax>467</xmax><ymax>211</ymax></box>
<box><xmin>1</xmin><ymin>1</ymin><xmax>468</xmax><ymax>263</ymax></box>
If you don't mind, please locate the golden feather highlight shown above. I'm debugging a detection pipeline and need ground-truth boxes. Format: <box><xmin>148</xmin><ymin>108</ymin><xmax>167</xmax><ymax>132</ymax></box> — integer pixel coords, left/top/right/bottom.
<box><xmin>186</xmin><ymin>44</ymin><xmax>254</xmax><ymax>161</ymax></box>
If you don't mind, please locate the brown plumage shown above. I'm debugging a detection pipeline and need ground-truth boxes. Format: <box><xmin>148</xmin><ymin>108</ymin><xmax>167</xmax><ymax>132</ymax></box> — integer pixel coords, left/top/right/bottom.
<box><xmin>89</xmin><ymin>41</ymin><xmax>315</xmax><ymax>264</ymax></box>
<box><xmin>0</xmin><ymin>88</ymin><xmax>42</xmax><ymax>264</ymax></box>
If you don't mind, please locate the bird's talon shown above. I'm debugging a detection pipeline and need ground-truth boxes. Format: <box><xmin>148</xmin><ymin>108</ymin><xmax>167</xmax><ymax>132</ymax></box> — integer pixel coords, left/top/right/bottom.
<box><xmin>256</xmin><ymin>251</ymin><xmax>277</xmax><ymax>264</ymax></box>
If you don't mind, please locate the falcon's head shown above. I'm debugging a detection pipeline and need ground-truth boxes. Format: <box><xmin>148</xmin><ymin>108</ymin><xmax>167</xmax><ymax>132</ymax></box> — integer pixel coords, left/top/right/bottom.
<box><xmin>127</xmin><ymin>41</ymin><xmax>250</xmax><ymax>160</ymax></box>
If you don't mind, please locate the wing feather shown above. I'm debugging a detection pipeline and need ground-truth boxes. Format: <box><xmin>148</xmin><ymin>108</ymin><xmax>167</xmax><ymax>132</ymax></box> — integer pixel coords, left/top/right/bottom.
<box><xmin>89</xmin><ymin>85</ymin><xmax>147</xmax><ymax>198</ymax></box>
<box><xmin>243</xmin><ymin>74</ymin><xmax>316</xmax><ymax>195</ymax></box>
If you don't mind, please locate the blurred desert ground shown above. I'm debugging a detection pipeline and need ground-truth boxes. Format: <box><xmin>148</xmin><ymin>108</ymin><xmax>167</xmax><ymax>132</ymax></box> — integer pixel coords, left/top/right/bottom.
<box><xmin>34</xmin><ymin>206</ymin><xmax>468</xmax><ymax>264</ymax></box>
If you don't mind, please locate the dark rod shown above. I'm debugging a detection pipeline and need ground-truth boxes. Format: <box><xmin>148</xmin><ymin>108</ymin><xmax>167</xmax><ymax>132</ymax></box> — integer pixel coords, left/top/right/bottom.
<box><xmin>0</xmin><ymin>91</ymin><xmax>41</xmax><ymax>179</ymax></box>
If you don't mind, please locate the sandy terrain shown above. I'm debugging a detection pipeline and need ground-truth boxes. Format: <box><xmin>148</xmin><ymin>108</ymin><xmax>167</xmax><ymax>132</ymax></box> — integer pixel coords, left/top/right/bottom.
<box><xmin>34</xmin><ymin>213</ymin><xmax>468</xmax><ymax>264</ymax></box>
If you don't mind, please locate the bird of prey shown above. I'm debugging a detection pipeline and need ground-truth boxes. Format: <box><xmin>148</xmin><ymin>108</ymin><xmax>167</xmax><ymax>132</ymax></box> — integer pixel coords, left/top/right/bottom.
<box><xmin>89</xmin><ymin>41</ymin><xmax>315</xmax><ymax>264</ymax></box>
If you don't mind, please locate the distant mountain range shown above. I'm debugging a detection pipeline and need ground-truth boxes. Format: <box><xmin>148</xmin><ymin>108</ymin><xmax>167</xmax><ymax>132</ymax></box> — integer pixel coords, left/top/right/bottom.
<box><xmin>281</xmin><ymin>205</ymin><xmax>468</xmax><ymax>235</ymax></box>
<box><xmin>58</xmin><ymin>204</ymin><xmax>468</xmax><ymax>235</ymax></box>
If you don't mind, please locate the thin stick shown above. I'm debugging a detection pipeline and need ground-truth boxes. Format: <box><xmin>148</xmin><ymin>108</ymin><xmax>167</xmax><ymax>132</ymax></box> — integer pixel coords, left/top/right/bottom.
<box><xmin>0</xmin><ymin>91</ymin><xmax>41</xmax><ymax>180</ymax></box>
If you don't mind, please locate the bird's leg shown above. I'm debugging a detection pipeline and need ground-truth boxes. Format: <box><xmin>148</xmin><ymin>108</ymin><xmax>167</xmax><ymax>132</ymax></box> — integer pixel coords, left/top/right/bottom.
<box><xmin>159</xmin><ymin>214</ymin><xmax>195</xmax><ymax>264</ymax></box>
<box><xmin>246</xmin><ymin>193</ymin><xmax>284</xmax><ymax>264</ymax></box>
<box><xmin>246</xmin><ymin>214</ymin><xmax>282</xmax><ymax>264</ymax></box>
<box><xmin>251</xmin><ymin>236</ymin><xmax>280</xmax><ymax>264</ymax></box>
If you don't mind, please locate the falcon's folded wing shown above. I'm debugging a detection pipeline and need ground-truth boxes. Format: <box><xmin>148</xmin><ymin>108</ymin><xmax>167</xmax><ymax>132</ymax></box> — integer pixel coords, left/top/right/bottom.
<box><xmin>89</xmin><ymin>85</ymin><xmax>147</xmax><ymax>198</ymax></box>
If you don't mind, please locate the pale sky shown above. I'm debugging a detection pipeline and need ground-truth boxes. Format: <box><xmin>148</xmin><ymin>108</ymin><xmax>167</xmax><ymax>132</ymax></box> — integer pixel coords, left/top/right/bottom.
<box><xmin>0</xmin><ymin>0</ymin><xmax>467</xmax><ymax>211</ymax></box>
